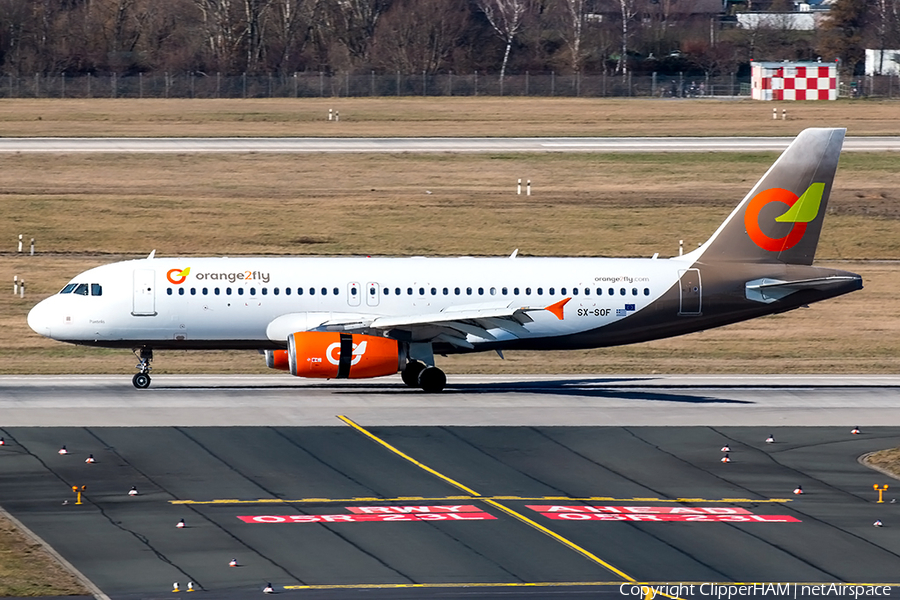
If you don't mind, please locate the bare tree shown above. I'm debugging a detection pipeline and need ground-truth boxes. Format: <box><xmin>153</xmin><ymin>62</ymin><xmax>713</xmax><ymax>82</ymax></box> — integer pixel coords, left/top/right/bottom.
<box><xmin>616</xmin><ymin>0</ymin><xmax>637</xmax><ymax>77</ymax></box>
<box><xmin>373</xmin><ymin>0</ymin><xmax>468</xmax><ymax>74</ymax></box>
<box><xmin>267</xmin><ymin>0</ymin><xmax>319</xmax><ymax>72</ymax></box>
<box><xmin>194</xmin><ymin>0</ymin><xmax>245</xmax><ymax>72</ymax></box>
<box><xmin>322</xmin><ymin>0</ymin><xmax>391</xmax><ymax>69</ymax></box>
<box><xmin>476</xmin><ymin>0</ymin><xmax>527</xmax><ymax>87</ymax></box>
<box><xmin>555</xmin><ymin>0</ymin><xmax>585</xmax><ymax>73</ymax></box>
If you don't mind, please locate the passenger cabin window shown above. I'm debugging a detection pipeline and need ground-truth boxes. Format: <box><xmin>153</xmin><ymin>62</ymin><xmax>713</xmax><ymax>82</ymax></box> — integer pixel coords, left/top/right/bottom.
<box><xmin>202</xmin><ymin>287</ymin><xmax>208</xmax><ymax>295</ymax></box>
<box><xmin>179</xmin><ymin>288</ymin><xmax>185</xmax><ymax>296</ymax></box>
<box><xmin>644</xmin><ymin>288</ymin><xmax>650</xmax><ymax>296</ymax></box>
<box><xmin>238</xmin><ymin>288</ymin><xmax>244</xmax><ymax>296</ymax></box>
<box><xmin>383</xmin><ymin>288</ymin><xmax>389</xmax><ymax>296</ymax></box>
<box><xmin>333</xmin><ymin>287</ymin><xmax>339</xmax><ymax>295</ymax></box>
<box><xmin>90</xmin><ymin>284</ymin><xmax>102</xmax><ymax>296</ymax></box>
<box><xmin>167</xmin><ymin>288</ymin><xmax>172</xmax><ymax>295</ymax></box>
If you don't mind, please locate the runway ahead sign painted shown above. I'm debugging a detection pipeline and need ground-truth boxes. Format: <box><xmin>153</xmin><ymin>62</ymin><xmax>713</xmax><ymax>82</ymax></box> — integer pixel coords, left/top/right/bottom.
<box><xmin>526</xmin><ymin>505</ymin><xmax>800</xmax><ymax>523</ymax></box>
<box><xmin>238</xmin><ymin>505</ymin><xmax>496</xmax><ymax>524</ymax></box>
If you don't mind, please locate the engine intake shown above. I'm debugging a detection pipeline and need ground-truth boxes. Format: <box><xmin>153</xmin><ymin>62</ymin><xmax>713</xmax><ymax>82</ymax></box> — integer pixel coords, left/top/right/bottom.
<box><xmin>264</xmin><ymin>349</ymin><xmax>290</xmax><ymax>371</ymax></box>
<box><xmin>287</xmin><ymin>332</ymin><xmax>402</xmax><ymax>379</ymax></box>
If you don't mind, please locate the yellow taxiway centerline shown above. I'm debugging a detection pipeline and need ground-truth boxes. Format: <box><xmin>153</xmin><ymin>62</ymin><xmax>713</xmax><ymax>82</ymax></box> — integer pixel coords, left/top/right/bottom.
<box><xmin>336</xmin><ymin>414</ymin><xmax>636</xmax><ymax>583</ymax></box>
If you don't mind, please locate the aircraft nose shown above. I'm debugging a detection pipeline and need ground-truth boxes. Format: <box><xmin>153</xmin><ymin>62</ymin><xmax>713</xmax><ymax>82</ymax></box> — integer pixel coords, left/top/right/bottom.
<box><xmin>27</xmin><ymin>299</ymin><xmax>54</xmax><ymax>339</ymax></box>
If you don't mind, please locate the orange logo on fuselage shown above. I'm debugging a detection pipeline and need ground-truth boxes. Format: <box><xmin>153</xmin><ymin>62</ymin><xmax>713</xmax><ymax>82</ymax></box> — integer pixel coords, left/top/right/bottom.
<box><xmin>166</xmin><ymin>267</ymin><xmax>190</xmax><ymax>285</ymax></box>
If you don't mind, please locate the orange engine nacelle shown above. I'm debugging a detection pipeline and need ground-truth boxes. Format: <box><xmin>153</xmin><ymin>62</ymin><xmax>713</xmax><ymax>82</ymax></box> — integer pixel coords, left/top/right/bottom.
<box><xmin>287</xmin><ymin>332</ymin><xmax>401</xmax><ymax>379</ymax></box>
<box><xmin>264</xmin><ymin>349</ymin><xmax>290</xmax><ymax>371</ymax></box>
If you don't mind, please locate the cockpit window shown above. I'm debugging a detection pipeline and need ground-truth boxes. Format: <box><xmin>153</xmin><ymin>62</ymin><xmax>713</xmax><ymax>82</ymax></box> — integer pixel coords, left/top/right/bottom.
<box><xmin>91</xmin><ymin>284</ymin><xmax>102</xmax><ymax>296</ymax></box>
<box><xmin>60</xmin><ymin>283</ymin><xmax>77</xmax><ymax>294</ymax></box>
<box><xmin>74</xmin><ymin>283</ymin><xmax>89</xmax><ymax>296</ymax></box>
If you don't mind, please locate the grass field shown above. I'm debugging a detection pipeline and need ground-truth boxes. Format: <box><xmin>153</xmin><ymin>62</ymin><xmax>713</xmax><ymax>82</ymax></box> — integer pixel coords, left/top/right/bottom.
<box><xmin>1</xmin><ymin>98</ymin><xmax>899</xmax><ymax>596</ymax></box>
<box><xmin>1</xmin><ymin>148</ymin><xmax>899</xmax><ymax>376</ymax></box>
<box><xmin>0</xmin><ymin>513</ymin><xmax>87</xmax><ymax>597</ymax></box>
<box><xmin>1</xmin><ymin>97</ymin><xmax>900</xmax><ymax>137</ymax></box>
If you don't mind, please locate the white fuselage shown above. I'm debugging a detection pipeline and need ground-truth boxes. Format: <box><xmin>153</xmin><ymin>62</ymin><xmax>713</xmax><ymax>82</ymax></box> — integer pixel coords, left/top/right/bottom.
<box><xmin>27</xmin><ymin>256</ymin><xmax>688</xmax><ymax>351</ymax></box>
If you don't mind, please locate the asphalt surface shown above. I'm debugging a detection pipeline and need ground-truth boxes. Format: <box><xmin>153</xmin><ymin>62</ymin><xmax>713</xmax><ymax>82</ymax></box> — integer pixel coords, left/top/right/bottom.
<box><xmin>0</xmin><ymin>136</ymin><xmax>898</xmax><ymax>153</ymax></box>
<box><xmin>1</xmin><ymin>422</ymin><xmax>899</xmax><ymax>599</ymax></box>
<box><xmin>4</xmin><ymin>374</ymin><xmax>900</xmax><ymax>426</ymax></box>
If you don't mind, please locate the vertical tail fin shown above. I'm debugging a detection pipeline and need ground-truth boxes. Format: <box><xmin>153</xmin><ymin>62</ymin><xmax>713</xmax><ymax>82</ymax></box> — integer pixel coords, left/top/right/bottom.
<box><xmin>695</xmin><ymin>127</ymin><xmax>845</xmax><ymax>265</ymax></box>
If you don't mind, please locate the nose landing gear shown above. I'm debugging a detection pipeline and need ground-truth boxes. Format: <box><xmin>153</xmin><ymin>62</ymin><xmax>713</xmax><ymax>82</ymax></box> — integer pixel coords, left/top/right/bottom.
<box><xmin>132</xmin><ymin>348</ymin><xmax>153</xmax><ymax>389</ymax></box>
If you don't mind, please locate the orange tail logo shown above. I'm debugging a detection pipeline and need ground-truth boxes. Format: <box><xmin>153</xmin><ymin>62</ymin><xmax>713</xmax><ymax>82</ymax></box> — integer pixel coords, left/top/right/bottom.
<box><xmin>744</xmin><ymin>184</ymin><xmax>824</xmax><ymax>252</ymax></box>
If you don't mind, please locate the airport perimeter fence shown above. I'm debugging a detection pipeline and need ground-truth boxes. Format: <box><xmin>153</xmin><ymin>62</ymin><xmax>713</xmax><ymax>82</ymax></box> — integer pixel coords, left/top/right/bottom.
<box><xmin>7</xmin><ymin>71</ymin><xmax>899</xmax><ymax>99</ymax></box>
<box><xmin>5</xmin><ymin>71</ymin><xmax>751</xmax><ymax>99</ymax></box>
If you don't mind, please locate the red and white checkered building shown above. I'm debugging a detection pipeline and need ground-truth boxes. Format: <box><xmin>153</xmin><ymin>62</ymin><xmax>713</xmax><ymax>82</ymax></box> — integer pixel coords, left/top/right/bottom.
<box><xmin>751</xmin><ymin>62</ymin><xmax>838</xmax><ymax>101</ymax></box>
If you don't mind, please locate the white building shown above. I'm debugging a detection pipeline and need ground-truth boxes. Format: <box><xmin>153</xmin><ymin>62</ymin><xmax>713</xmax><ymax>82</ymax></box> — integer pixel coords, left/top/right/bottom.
<box><xmin>865</xmin><ymin>50</ymin><xmax>900</xmax><ymax>76</ymax></box>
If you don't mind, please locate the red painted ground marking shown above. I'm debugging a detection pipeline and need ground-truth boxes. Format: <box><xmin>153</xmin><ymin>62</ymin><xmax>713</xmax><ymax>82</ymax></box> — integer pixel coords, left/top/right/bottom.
<box><xmin>238</xmin><ymin>512</ymin><xmax>496</xmax><ymax>524</ymax></box>
<box><xmin>540</xmin><ymin>513</ymin><xmax>800</xmax><ymax>523</ymax></box>
<box><xmin>346</xmin><ymin>505</ymin><xmax>481</xmax><ymax>514</ymax></box>
<box><xmin>526</xmin><ymin>505</ymin><xmax>753</xmax><ymax>515</ymax></box>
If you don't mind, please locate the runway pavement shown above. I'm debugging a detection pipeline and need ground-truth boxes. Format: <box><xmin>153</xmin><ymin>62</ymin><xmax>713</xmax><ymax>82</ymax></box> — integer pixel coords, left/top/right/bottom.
<box><xmin>3</xmin><ymin>375</ymin><xmax>900</xmax><ymax>599</ymax></box>
<box><xmin>2</xmin><ymin>374</ymin><xmax>900</xmax><ymax>427</ymax></box>
<box><xmin>0</xmin><ymin>421</ymin><xmax>899</xmax><ymax>598</ymax></box>
<box><xmin>0</xmin><ymin>136</ymin><xmax>899</xmax><ymax>153</ymax></box>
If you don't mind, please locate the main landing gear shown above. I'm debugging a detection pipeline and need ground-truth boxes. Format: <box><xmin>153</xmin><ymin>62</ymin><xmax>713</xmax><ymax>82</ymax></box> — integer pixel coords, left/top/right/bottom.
<box><xmin>132</xmin><ymin>348</ymin><xmax>153</xmax><ymax>389</ymax></box>
<box><xmin>401</xmin><ymin>360</ymin><xmax>447</xmax><ymax>393</ymax></box>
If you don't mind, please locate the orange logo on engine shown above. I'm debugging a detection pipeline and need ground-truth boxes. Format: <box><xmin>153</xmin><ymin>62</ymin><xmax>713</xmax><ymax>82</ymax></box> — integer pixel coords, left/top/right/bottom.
<box><xmin>166</xmin><ymin>267</ymin><xmax>190</xmax><ymax>285</ymax></box>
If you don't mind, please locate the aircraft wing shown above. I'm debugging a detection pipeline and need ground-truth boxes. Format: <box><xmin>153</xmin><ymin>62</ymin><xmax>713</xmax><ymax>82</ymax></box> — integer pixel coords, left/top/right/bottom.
<box><xmin>330</xmin><ymin>298</ymin><xmax>570</xmax><ymax>348</ymax></box>
<box><xmin>267</xmin><ymin>298</ymin><xmax>570</xmax><ymax>349</ymax></box>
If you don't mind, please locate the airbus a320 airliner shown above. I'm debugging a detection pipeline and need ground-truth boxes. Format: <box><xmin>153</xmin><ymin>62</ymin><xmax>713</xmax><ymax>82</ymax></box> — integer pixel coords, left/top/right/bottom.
<box><xmin>28</xmin><ymin>128</ymin><xmax>862</xmax><ymax>392</ymax></box>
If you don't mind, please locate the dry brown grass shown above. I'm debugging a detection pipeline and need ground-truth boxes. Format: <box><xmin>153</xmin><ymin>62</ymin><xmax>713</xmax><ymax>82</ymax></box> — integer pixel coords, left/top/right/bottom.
<box><xmin>863</xmin><ymin>447</ymin><xmax>900</xmax><ymax>480</ymax></box>
<box><xmin>0</xmin><ymin>513</ymin><xmax>87</xmax><ymax>597</ymax></box>
<box><xmin>1</xmin><ymin>97</ymin><xmax>900</xmax><ymax>137</ymax></box>
<box><xmin>2</xmin><ymin>151</ymin><xmax>900</xmax><ymax>376</ymax></box>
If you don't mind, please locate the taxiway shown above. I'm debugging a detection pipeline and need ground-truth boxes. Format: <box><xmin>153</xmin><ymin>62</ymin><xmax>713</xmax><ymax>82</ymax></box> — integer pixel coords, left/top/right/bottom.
<box><xmin>0</xmin><ymin>136</ymin><xmax>898</xmax><ymax>153</ymax></box>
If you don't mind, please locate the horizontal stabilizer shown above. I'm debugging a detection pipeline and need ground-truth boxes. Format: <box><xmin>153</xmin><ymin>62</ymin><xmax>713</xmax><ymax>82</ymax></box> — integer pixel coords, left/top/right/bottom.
<box><xmin>746</xmin><ymin>276</ymin><xmax>861</xmax><ymax>304</ymax></box>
